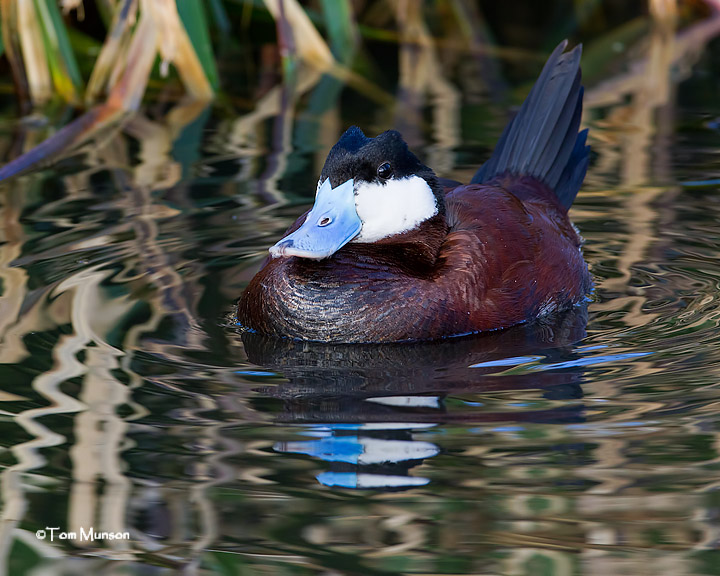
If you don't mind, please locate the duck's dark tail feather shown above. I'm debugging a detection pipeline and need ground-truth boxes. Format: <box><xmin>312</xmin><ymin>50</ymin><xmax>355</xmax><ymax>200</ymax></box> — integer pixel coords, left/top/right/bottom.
<box><xmin>471</xmin><ymin>40</ymin><xmax>589</xmax><ymax>211</ymax></box>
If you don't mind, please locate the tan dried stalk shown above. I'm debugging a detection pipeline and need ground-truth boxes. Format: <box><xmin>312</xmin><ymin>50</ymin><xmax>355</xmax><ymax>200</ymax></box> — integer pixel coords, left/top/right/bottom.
<box><xmin>263</xmin><ymin>0</ymin><xmax>334</xmax><ymax>70</ymax></box>
<box><xmin>145</xmin><ymin>0</ymin><xmax>213</xmax><ymax>101</ymax></box>
<box><xmin>18</xmin><ymin>0</ymin><xmax>53</xmax><ymax>104</ymax></box>
<box><xmin>86</xmin><ymin>0</ymin><xmax>138</xmax><ymax>104</ymax></box>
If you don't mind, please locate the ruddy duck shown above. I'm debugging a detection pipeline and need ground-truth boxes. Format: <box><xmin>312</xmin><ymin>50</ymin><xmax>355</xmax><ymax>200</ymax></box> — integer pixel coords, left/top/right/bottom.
<box><xmin>238</xmin><ymin>41</ymin><xmax>593</xmax><ymax>343</ymax></box>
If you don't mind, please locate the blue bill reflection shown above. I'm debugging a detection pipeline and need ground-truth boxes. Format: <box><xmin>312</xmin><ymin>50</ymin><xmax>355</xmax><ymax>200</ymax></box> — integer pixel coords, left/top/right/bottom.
<box><xmin>275</xmin><ymin>422</ymin><xmax>440</xmax><ymax>489</ymax></box>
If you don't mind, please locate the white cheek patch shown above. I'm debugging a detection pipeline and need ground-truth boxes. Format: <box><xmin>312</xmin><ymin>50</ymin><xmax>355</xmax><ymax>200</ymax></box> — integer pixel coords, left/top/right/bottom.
<box><xmin>353</xmin><ymin>175</ymin><xmax>438</xmax><ymax>242</ymax></box>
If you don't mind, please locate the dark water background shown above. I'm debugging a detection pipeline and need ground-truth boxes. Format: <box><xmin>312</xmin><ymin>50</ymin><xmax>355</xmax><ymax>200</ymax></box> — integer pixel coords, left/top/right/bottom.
<box><xmin>2</xmin><ymin>4</ymin><xmax>720</xmax><ymax>575</ymax></box>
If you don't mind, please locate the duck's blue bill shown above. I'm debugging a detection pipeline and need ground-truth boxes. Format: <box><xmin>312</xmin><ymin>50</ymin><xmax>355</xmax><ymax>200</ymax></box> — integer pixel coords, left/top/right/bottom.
<box><xmin>269</xmin><ymin>179</ymin><xmax>361</xmax><ymax>260</ymax></box>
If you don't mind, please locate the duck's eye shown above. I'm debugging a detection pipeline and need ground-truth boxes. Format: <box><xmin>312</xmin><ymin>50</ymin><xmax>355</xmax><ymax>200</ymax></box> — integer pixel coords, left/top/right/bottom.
<box><xmin>377</xmin><ymin>162</ymin><xmax>393</xmax><ymax>179</ymax></box>
<box><xmin>318</xmin><ymin>216</ymin><xmax>332</xmax><ymax>227</ymax></box>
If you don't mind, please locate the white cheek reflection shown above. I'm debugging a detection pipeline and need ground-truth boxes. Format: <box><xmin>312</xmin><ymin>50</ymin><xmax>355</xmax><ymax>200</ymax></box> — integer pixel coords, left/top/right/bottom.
<box><xmin>353</xmin><ymin>175</ymin><xmax>438</xmax><ymax>242</ymax></box>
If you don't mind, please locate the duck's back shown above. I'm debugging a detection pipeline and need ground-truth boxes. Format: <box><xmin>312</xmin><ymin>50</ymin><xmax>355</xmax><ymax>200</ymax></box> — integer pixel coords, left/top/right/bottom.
<box><xmin>437</xmin><ymin>176</ymin><xmax>592</xmax><ymax>335</ymax></box>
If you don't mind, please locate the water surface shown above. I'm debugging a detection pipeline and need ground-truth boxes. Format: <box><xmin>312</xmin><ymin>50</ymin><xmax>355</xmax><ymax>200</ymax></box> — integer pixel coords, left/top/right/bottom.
<box><xmin>1</xmin><ymin>27</ymin><xmax>720</xmax><ymax>576</ymax></box>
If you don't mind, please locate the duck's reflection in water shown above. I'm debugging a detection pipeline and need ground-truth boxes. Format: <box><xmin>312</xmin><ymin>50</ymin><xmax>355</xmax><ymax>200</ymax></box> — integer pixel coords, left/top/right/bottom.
<box><xmin>242</xmin><ymin>305</ymin><xmax>590</xmax><ymax>489</ymax></box>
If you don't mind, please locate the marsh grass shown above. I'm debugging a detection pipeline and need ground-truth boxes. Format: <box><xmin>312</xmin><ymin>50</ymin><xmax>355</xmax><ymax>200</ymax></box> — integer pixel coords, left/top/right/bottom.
<box><xmin>0</xmin><ymin>0</ymin><xmax>715</xmax><ymax>182</ymax></box>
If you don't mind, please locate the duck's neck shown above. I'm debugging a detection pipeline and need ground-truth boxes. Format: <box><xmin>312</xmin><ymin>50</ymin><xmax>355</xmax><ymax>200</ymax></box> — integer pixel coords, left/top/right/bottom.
<box><xmin>345</xmin><ymin>214</ymin><xmax>448</xmax><ymax>274</ymax></box>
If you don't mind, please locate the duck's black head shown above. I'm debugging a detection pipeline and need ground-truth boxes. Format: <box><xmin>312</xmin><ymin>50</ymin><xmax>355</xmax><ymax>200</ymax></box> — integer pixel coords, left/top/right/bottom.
<box><xmin>270</xmin><ymin>127</ymin><xmax>446</xmax><ymax>260</ymax></box>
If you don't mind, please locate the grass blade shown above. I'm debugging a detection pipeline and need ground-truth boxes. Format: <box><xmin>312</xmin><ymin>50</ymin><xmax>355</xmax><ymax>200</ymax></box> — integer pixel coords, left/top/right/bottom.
<box><xmin>207</xmin><ymin>0</ymin><xmax>230</xmax><ymax>36</ymax></box>
<box><xmin>176</xmin><ymin>0</ymin><xmax>220</xmax><ymax>90</ymax></box>
<box><xmin>107</xmin><ymin>3</ymin><xmax>158</xmax><ymax>111</ymax></box>
<box><xmin>43</xmin><ymin>0</ymin><xmax>83</xmax><ymax>88</ymax></box>
<box><xmin>319</xmin><ymin>0</ymin><xmax>357</xmax><ymax>63</ymax></box>
<box><xmin>33</xmin><ymin>0</ymin><xmax>83</xmax><ymax>103</ymax></box>
<box><xmin>86</xmin><ymin>0</ymin><xmax>136</xmax><ymax>104</ymax></box>
<box><xmin>18</xmin><ymin>0</ymin><xmax>53</xmax><ymax>104</ymax></box>
<box><xmin>0</xmin><ymin>0</ymin><xmax>31</xmax><ymax>110</ymax></box>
